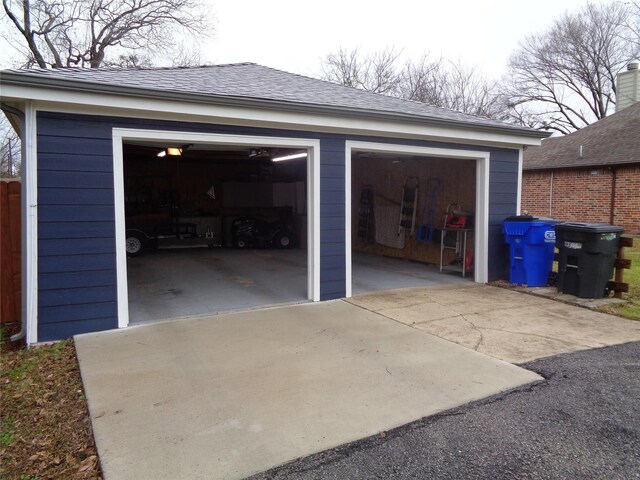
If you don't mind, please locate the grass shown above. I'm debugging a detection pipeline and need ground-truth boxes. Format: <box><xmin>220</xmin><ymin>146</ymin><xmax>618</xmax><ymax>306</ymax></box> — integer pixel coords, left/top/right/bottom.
<box><xmin>596</xmin><ymin>238</ymin><xmax>640</xmax><ymax>320</ymax></box>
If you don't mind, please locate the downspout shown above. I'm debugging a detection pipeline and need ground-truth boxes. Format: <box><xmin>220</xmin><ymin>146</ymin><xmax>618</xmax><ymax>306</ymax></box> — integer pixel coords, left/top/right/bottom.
<box><xmin>1</xmin><ymin>103</ymin><xmax>26</xmax><ymax>342</ymax></box>
<box><xmin>549</xmin><ymin>171</ymin><xmax>554</xmax><ymax>217</ymax></box>
<box><xmin>609</xmin><ymin>167</ymin><xmax>617</xmax><ymax>225</ymax></box>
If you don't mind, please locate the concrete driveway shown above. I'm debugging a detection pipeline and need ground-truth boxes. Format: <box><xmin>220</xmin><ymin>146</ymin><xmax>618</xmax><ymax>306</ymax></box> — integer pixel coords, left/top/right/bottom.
<box><xmin>75</xmin><ymin>300</ymin><xmax>540</xmax><ymax>480</ymax></box>
<box><xmin>349</xmin><ymin>284</ymin><xmax>640</xmax><ymax>363</ymax></box>
<box><xmin>252</xmin><ymin>341</ymin><xmax>640</xmax><ymax>479</ymax></box>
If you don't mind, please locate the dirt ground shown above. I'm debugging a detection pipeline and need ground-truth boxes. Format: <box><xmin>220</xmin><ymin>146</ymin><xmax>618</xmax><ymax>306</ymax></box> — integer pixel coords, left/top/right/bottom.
<box><xmin>0</xmin><ymin>324</ymin><xmax>102</xmax><ymax>480</ymax></box>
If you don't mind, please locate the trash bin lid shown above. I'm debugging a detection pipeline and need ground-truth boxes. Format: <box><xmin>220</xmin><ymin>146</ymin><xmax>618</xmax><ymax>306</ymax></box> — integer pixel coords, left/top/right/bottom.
<box><xmin>555</xmin><ymin>222</ymin><xmax>624</xmax><ymax>233</ymax></box>
<box><xmin>504</xmin><ymin>215</ymin><xmax>557</xmax><ymax>222</ymax></box>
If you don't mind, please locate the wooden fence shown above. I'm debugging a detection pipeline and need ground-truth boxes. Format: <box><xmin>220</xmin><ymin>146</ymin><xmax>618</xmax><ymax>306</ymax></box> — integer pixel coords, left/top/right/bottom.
<box><xmin>1</xmin><ymin>179</ymin><xmax>21</xmax><ymax>324</ymax></box>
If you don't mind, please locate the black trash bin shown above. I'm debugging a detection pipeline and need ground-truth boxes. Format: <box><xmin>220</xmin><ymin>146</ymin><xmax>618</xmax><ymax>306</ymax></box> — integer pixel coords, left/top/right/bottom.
<box><xmin>555</xmin><ymin>222</ymin><xmax>624</xmax><ymax>298</ymax></box>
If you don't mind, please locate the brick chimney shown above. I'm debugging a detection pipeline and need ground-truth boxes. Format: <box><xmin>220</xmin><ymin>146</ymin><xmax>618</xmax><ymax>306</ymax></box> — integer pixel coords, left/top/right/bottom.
<box><xmin>616</xmin><ymin>61</ymin><xmax>639</xmax><ymax>112</ymax></box>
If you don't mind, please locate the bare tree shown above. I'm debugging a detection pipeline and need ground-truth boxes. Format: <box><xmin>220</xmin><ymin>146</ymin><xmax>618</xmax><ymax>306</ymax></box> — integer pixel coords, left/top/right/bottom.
<box><xmin>402</xmin><ymin>58</ymin><xmax>503</xmax><ymax>118</ymax></box>
<box><xmin>1</xmin><ymin>114</ymin><xmax>21</xmax><ymax>178</ymax></box>
<box><xmin>321</xmin><ymin>47</ymin><xmax>404</xmax><ymax>95</ymax></box>
<box><xmin>399</xmin><ymin>55</ymin><xmax>445</xmax><ymax>106</ymax></box>
<box><xmin>2</xmin><ymin>0</ymin><xmax>212</xmax><ymax>69</ymax></box>
<box><xmin>505</xmin><ymin>1</ymin><xmax>639</xmax><ymax>134</ymax></box>
<box><xmin>626</xmin><ymin>1</ymin><xmax>640</xmax><ymax>54</ymax></box>
<box><xmin>322</xmin><ymin>48</ymin><xmax>505</xmax><ymax>119</ymax></box>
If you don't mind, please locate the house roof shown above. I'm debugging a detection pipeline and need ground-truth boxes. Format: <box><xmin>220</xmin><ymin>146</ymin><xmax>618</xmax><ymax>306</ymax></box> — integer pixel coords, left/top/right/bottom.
<box><xmin>524</xmin><ymin>102</ymin><xmax>640</xmax><ymax>170</ymax></box>
<box><xmin>0</xmin><ymin>63</ymin><xmax>546</xmax><ymax>139</ymax></box>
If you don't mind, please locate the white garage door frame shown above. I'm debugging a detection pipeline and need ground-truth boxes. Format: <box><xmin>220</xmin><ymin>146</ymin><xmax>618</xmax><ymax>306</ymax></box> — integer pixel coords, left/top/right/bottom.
<box><xmin>345</xmin><ymin>140</ymin><xmax>490</xmax><ymax>297</ymax></box>
<box><xmin>112</xmin><ymin>128</ymin><xmax>321</xmax><ymax>329</ymax></box>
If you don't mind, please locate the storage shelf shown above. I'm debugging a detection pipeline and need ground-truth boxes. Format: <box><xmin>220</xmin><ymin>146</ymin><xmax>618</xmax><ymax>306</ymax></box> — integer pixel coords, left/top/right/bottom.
<box><xmin>439</xmin><ymin>228</ymin><xmax>473</xmax><ymax>278</ymax></box>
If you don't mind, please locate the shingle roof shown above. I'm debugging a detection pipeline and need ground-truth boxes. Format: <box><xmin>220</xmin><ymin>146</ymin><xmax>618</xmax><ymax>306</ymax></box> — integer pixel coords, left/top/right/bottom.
<box><xmin>523</xmin><ymin>102</ymin><xmax>640</xmax><ymax>170</ymax></box>
<box><xmin>1</xmin><ymin>63</ymin><xmax>544</xmax><ymax>138</ymax></box>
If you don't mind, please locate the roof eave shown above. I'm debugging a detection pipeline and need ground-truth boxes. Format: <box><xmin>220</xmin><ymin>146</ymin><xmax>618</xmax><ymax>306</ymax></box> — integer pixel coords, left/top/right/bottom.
<box><xmin>1</xmin><ymin>72</ymin><xmax>550</xmax><ymax>140</ymax></box>
<box><xmin>524</xmin><ymin>161</ymin><xmax>640</xmax><ymax>171</ymax></box>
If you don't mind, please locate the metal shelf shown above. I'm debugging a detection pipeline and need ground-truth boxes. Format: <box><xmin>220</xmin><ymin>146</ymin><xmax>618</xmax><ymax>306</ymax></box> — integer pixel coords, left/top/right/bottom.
<box><xmin>439</xmin><ymin>228</ymin><xmax>472</xmax><ymax>278</ymax></box>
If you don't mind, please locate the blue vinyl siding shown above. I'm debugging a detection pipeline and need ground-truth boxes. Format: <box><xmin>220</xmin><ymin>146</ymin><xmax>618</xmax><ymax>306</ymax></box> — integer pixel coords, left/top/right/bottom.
<box><xmin>318</xmin><ymin>138</ymin><xmax>347</xmax><ymax>300</ymax></box>
<box><xmin>36</xmin><ymin>111</ymin><xmax>520</xmax><ymax>340</ymax></box>
<box><xmin>37</xmin><ymin>112</ymin><xmax>118</xmax><ymax>340</ymax></box>
<box><xmin>487</xmin><ymin>149</ymin><xmax>520</xmax><ymax>280</ymax></box>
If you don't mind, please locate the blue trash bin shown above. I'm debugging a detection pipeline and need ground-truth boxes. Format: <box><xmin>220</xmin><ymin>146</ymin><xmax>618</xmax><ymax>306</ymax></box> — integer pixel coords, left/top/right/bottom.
<box><xmin>503</xmin><ymin>216</ymin><xmax>558</xmax><ymax>286</ymax></box>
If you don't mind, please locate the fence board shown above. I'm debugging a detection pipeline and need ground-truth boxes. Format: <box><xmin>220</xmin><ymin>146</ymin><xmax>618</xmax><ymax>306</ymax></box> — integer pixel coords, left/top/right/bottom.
<box><xmin>1</xmin><ymin>180</ymin><xmax>21</xmax><ymax>323</ymax></box>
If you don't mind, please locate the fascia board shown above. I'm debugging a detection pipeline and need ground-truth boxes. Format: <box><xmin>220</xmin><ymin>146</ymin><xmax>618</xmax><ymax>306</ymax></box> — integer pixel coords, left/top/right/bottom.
<box><xmin>2</xmin><ymin>83</ymin><xmax>546</xmax><ymax>148</ymax></box>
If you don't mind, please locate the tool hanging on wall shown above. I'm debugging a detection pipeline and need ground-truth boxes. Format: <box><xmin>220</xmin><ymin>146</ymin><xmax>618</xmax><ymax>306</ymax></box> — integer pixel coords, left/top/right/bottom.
<box><xmin>444</xmin><ymin>203</ymin><xmax>473</xmax><ymax>229</ymax></box>
<box><xmin>357</xmin><ymin>185</ymin><xmax>374</xmax><ymax>241</ymax></box>
<box><xmin>398</xmin><ymin>176</ymin><xmax>419</xmax><ymax>236</ymax></box>
<box><xmin>417</xmin><ymin>177</ymin><xmax>440</xmax><ymax>243</ymax></box>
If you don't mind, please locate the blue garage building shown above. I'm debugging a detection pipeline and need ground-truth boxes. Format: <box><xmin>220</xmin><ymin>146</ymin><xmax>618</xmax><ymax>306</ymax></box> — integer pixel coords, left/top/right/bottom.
<box><xmin>1</xmin><ymin>64</ymin><xmax>548</xmax><ymax>343</ymax></box>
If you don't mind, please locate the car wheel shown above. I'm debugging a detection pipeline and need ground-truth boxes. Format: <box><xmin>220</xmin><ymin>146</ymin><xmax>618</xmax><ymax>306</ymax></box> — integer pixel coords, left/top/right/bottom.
<box><xmin>235</xmin><ymin>237</ymin><xmax>249</xmax><ymax>249</ymax></box>
<box><xmin>126</xmin><ymin>233</ymin><xmax>145</xmax><ymax>256</ymax></box>
<box><xmin>274</xmin><ymin>232</ymin><xmax>292</xmax><ymax>249</ymax></box>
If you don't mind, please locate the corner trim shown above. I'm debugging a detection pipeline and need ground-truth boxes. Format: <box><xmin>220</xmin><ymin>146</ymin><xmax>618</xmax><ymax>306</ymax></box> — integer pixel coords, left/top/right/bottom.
<box><xmin>517</xmin><ymin>147</ymin><xmax>523</xmax><ymax>214</ymax></box>
<box><xmin>25</xmin><ymin>103</ymin><xmax>38</xmax><ymax>344</ymax></box>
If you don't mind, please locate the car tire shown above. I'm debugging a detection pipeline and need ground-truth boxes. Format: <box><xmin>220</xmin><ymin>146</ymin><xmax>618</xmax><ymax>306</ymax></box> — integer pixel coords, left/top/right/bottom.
<box><xmin>274</xmin><ymin>232</ymin><xmax>293</xmax><ymax>249</ymax></box>
<box><xmin>235</xmin><ymin>237</ymin><xmax>249</xmax><ymax>249</ymax></box>
<box><xmin>126</xmin><ymin>232</ymin><xmax>145</xmax><ymax>256</ymax></box>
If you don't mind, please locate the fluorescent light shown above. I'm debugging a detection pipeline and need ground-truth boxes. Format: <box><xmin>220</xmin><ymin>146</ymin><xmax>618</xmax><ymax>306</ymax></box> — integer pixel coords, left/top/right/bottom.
<box><xmin>167</xmin><ymin>147</ymin><xmax>182</xmax><ymax>156</ymax></box>
<box><xmin>272</xmin><ymin>152</ymin><xmax>307</xmax><ymax>162</ymax></box>
<box><xmin>157</xmin><ymin>150</ymin><xmax>167</xmax><ymax>157</ymax></box>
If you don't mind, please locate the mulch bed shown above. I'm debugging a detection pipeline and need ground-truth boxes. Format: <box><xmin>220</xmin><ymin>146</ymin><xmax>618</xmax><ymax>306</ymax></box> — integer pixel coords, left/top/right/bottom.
<box><xmin>1</xmin><ymin>323</ymin><xmax>102</xmax><ymax>479</ymax></box>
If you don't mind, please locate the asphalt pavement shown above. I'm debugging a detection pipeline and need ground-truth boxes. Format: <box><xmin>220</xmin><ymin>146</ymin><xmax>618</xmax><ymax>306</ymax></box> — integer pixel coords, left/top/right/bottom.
<box><xmin>250</xmin><ymin>341</ymin><xmax>640</xmax><ymax>480</ymax></box>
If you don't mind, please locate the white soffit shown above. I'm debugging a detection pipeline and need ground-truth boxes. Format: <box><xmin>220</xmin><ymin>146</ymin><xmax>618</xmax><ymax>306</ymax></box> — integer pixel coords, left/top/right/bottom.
<box><xmin>2</xmin><ymin>84</ymin><xmax>543</xmax><ymax>148</ymax></box>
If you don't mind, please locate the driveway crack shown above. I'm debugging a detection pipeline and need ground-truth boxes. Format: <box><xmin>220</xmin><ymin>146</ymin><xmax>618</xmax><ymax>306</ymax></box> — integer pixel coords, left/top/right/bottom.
<box><xmin>459</xmin><ymin>314</ymin><xmax>485</xmax><ymax>351</ymax></box>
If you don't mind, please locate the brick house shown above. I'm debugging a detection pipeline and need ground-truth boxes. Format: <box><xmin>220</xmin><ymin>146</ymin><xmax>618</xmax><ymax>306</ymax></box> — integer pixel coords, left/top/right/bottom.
<box><xmin>522</xmin><ymin>102</ymin><xmax>640</xmax><ymax>234</ymax></box>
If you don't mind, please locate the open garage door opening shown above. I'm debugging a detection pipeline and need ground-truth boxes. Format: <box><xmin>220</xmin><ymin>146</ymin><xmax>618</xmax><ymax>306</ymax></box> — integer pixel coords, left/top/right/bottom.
<box><xmin>122</xmin><ymin>141</ymin><xmax>309</xmax><ymax>324</ymax></box>
<box><xmin>349</xmin><ymin>149</ymin><xmax>478</xmax><ymax>295</ymax></box>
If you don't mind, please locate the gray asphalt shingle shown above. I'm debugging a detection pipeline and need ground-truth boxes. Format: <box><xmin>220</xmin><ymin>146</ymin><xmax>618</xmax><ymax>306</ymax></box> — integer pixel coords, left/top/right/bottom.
<box><xmin>524</xmin><ymin>102</ymin><xmax>640</xmax><ymax>170</ymax></box>
<box><xmin>2</xmin><ymin>63</ymin><xmax>540</xmax><ymax>136</ymax></box>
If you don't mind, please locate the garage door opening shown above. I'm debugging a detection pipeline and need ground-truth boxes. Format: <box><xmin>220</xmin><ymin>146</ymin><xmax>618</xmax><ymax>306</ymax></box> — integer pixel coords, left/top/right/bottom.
<box><xmin>347</xmin><ymin>142</ymin><xmax>490</xmax><ymax>296</ymax></box>
<box><xmin>118</xmin><ymin>137</ymin><xmax>313</xmax><ymax>325</ymax></box>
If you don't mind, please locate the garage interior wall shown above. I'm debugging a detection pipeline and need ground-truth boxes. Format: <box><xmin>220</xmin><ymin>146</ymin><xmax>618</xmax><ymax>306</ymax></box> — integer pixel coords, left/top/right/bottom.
<box><xmin>124</xmin><ymin>145</ymin><xmax>308</xmax><ymax>248</ymax></box>
<box><xmin>34</xmin><ymin>110</ymin><xmax>521</xmax><ymax>341</ymax></box>
<box><xmin>352</xmin><ymin>155</ymin><xmax>476</xmax><ymax>266</ymax></box>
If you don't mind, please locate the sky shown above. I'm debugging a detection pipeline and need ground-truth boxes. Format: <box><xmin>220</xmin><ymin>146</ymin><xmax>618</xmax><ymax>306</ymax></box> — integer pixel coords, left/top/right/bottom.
<box><xmin>201</xmin><ymin>0</ymin><xmax>606</xmax><ymax>79</ymax></box>
<box><xmin>0</xmin><ymin>0</ymin><xmax>613</xmax><ymax>78</ymax></box>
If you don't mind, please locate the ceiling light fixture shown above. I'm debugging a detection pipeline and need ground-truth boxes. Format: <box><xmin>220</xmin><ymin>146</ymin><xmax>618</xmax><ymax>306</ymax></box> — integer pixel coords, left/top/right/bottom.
<box><xmin>157</xmin><ymin>146</ymin><xmax>185</xmax><ymax>157</ymax></box>
<box><xmin>272</xmin><ymin>152</ymin><xmax>308</xmax><ymax>162</ymax></box>
<box><xmin>249</xmin><ymin>148</ymin><xmax>269</xmax><ymax>158</ymax></box>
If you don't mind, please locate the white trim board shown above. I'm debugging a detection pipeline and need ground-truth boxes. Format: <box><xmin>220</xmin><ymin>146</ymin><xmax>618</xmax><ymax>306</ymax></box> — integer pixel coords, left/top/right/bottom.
<box><xmin>345</xmin><ymin>141</ymin><xmax>491</xmax><ymax>297</ymax></box>
<box><xmin>517</xmin><ymin>147</ymin><xmax>524</xmax><ymax>215</ymax></box>
<box><xmin>24</xmin><ymin>102</ymin><xmax>38</xmax><ymax>344</ymax></box>
<box><xmin>2</xmin><ymin>86</ymin><xmax>543</xmax><ymax>148</ymax></box>
<box><xmin>111</xmin><ymin>128</ymin><xmax>321</xmax><ymax>329</ymax></box>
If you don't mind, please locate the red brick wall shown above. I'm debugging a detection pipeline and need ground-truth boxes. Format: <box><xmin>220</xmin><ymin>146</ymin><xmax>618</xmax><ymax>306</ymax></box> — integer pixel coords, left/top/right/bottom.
<box><xmin>522</xmin><ymin>165</ymin><xmax>640</xmax><ymax>234</ymax></box>
<box><xmin>614</xmin><ymin>166</ymin><xmax>640</xmax><ymax>234</ymax></box>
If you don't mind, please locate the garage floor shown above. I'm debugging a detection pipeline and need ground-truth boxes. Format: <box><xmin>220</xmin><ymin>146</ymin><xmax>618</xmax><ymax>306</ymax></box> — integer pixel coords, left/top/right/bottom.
<box><xmin>75</xmin><ymin>301</ymin><xmax>540</xmax><ymax>480</ymax></box>
<box><xmin>352</xmin><ymin>251</ymin><xmax>470</xmax><ymax>294</ymax></box>
<box><xmin>127</xmin><ymin>248</ymin><xmax>308</xmax><ymax>323</ymax></box>
<box><xmin>127</xmin><ymin>249</ymin><xmax>466</xmax><ymax>323</ymax></box>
